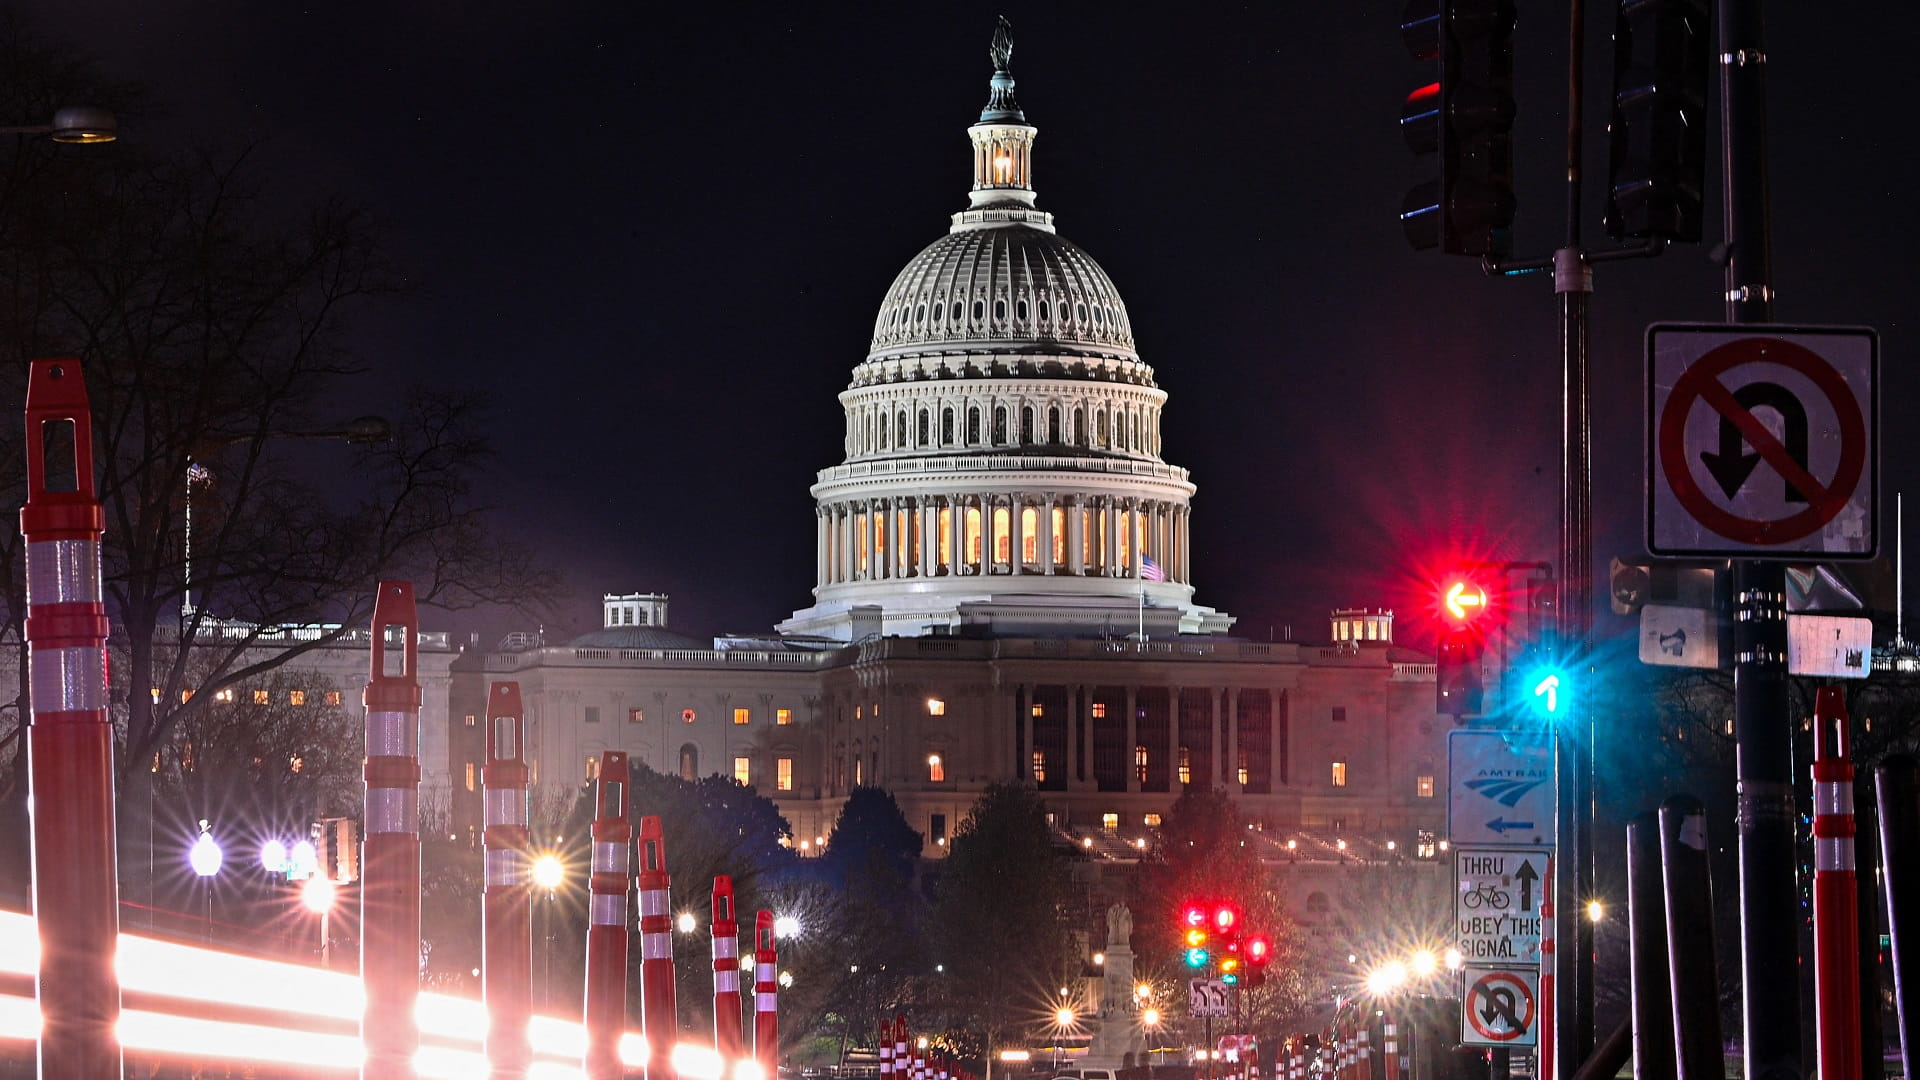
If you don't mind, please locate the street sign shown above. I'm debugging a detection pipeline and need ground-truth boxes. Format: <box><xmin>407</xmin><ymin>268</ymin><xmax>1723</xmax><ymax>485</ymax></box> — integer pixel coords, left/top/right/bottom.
<box><xmin>1461</xmin><ymin>966</ymin><xmax>1539</xmax><ymax>1046</ymax></box>
<box><xmin>1188</xmin><ymin>978</ymin><xmax>1230</xmax><ymax>1018</ymax></box>
<box><xmin>1648</xmin><ymin>323</ymin><xmax>1877</xmax><ymax>559</ymax></box>
<box><xmin>1787</xmin><ymin>614</ymin><xmax>1873</xmax><ymax>678</ymax></box>
<box><xmin>1454</xmin><ymin>848</ymin><xmax>1548</xmax><ymax>964</ymax></box>
<box><xmin>1637</xmin><ymin>604</ymin><xmax>1720</xmax><ymax>669</ymax></box>
<box><xmin>1448</xmin><ymin>731</ymin><xmax>1554</xmax><ymax>848</ymax></box>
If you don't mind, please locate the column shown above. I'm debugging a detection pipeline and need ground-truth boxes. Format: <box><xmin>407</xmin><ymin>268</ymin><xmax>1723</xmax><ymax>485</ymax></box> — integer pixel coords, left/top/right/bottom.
<box><xmin>1019</xmin><ymin>684</ymin><xmax>1035</xmax><ymax>780</ymax></box>
<box><xmin>876</xmin><ymin>498</ymin><xmax>889</xmax><ymax>580</ymax></box>
<box><xmin>837</xmin><ymin>504</ymin><xmax>851</xmax><ymax>584</ymax></box>
<box><xmin>1104</xmin><ymin>496</ymin><xmax>1120</xmax><ymax>578</ymax></box>
<box><xmin>1225</xmin><ymin>688</ymin><xmax>1240</xmax><ymax>791</ymax></box>
<box><xmin>918</xmin><ymin>499</ymin><xmax>935</xmax><ymax>578</ymax></box>
<box><xmin>1040</xmin><ymin>493</ymin><xmax>1056</xmax><ymax>575</ymax></box>
<box><xmin>1011</xmin><ymin>495</ymin><xmax>1026</xmax><ymax>577</ymax></box>
<box><xmin>1124</xmin><ymin>685</ymin><xmax>1140</xmax><ymax>793</ymax></box>
<box><xmin>1067</xmin><ymin>496</ymin><xmax>1085</xmax><ymax>576</ymax></box>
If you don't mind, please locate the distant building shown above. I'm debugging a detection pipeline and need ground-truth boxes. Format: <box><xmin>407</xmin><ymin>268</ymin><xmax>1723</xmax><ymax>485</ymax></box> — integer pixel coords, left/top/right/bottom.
<box><xmin>443</xmin><ymin>31</ymin><xmax>1452</xmax><ymax>948</ymax></box>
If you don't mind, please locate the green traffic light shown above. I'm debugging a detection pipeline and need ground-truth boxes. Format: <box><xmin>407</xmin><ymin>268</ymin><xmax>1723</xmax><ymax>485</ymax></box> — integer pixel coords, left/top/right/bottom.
<box><xmin>1221</xmin><ymin>972</ymin><xmax>1238</xmax><ymax>985</ymax></box>
<box><xmin>1184</xmin><ymin>947</ymin><xmax>1209</xmax><ymax>968</ymax></box>
<box><xmin>1524</xmin><ymin>664</ymin><xmax>1569</xmax><ymax>721</ymax></box>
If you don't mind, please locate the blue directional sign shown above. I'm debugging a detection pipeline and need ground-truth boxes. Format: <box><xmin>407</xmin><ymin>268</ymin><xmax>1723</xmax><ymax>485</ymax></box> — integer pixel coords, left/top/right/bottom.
<box><xmin>1448</xmin><ymin>730</ymin><xmax>1555</xmax><ymax>848</ymax></box>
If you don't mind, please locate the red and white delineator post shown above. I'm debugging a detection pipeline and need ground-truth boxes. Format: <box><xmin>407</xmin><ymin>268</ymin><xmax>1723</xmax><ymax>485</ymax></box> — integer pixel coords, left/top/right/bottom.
<box><xmin>637</xmin><ymin>815</ymin><xmax>678</xmax><ymax>1080</ymax></box>
<box><xmin>892</xmin><ymin>1017</ymin><xmax>908</xmax><ymax>1080</ymax></box>
<box><xmin>711</xmin><ymin>876</ymin><xmax>744</xmax><ymax>1059</ymax></box>
<box><xmin>1812</xmin><ymin>686</ymin><xmax>1861</xmax><ymax>1080</ymax></box>
<box><xmin>586</xmin><ymin>752</ymin><xmax>634</xmax><ymax>1080</ymax></box>
<box><xmin>879</xmin><ymin>1016</ymin><xmax>894</xmax><ymax>1080</ymax></box>
<box><xmin>1381</xmin><ymin>1014</ymin><xmax>1398</xmax><ymax>1080</ymax></box>
<box><xmin>753</xmin><ymin>909</ymin><xmax>778</xmax><ymax>1069</ymax></box>
<box><xmin>21</xmin><ymin>358</ymin><xmax>121</xmax><ymax>1079</ymax></box>
<box><xmin>482</xmin><ymin>681</ymin><xmax>533</xmax><ymax>1079</ymax></box>
<box><xmin>362</xmin><ymin>580</ymin><xmax>423</xmax><ymax>1078</ymax></box>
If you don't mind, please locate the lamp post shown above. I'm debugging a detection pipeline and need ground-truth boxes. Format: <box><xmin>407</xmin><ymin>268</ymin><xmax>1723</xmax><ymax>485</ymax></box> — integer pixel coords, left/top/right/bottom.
<box><xmin>532</xmin><ymin>852</ymin><xmax>565</xmax><ymax>1004</ymax></box>
<box><xmin>189</xmin><ymin>819</ymin><xmax>223</xmax><ymax>941</ymax></box>
<box><xmin>1054</xmin><ymin>1006</ymin><xmax>1075</xmax><ymax>1072</ymax></box>
<box><xmin>301</xmin><ymin>874</ymin><xmax>338</xmax><ymax>968</ymax></box>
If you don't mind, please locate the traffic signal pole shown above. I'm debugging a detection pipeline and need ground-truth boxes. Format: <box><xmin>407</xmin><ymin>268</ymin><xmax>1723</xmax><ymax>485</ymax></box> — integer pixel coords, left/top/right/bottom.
<box><xmin>1718</xmin><ymin>4</ymin><xmax>1801</xmax><ymax>1080</ymax></box>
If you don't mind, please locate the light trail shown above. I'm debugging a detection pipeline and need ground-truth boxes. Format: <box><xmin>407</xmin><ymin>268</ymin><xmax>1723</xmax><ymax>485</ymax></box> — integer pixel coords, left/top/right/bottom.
<box><xmin>0</xmin><ymin>908</ymin><xmax>663</xmax><ymax>1075</ymax></box>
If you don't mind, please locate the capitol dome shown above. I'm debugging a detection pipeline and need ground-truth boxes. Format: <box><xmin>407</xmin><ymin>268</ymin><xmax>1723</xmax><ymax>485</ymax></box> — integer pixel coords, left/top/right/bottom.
<box><xmin>779</xmin><ymin>19</ymin><xmax>1234</xmax><ymax>643</ymax></box>
<box><xmin>869</xmin><ymin>227</ymin><xmax>1136</xmax><ymax>358</ymax></box>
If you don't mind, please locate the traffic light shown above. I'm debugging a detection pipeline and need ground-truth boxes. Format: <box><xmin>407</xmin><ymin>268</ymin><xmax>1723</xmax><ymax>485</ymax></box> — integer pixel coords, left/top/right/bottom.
<box><xmin>1603</xmin><ymin>0</ymin><xmax>1710</xmax><ymax>241</ymax></box>
<box><xmin>1517</xmin><ymin>652</ymin><xmax>1572</xmax><ymax>723</ymax></box>
<box><xmin>1400</xmin><ymin>0</ymin><xmax>1519</xmax><ymax>257</ymax></box>
<box><xmin>1180</xmin><ymin>902</ymin><xmax>1210</xmax><ymax>967</ymax></box>
<box><xmin>1436</xmin><ymin>629</ymin><xmax>1484</xmax><ymax>717</ymax></box>
<box><xmin>1244</xmin><ymin>934</ymin><xmax>1271</xmax><ymax>987</ymax></box>
<box><xmin>1184</xmin><ymin>945</ymin><xmax>1210</xmax><ymax>969</ymax></box>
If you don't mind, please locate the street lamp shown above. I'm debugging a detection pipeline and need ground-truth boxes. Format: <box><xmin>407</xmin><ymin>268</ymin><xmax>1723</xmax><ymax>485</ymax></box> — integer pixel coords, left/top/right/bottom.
<box><xmin>300</xmin><ymin>874</ymin><xmax>338</xmax><ymax>968</ymax></box>
<box><xmin>1053</xmin><ymin>1006</ymin><xmax>1076</xmax><ymax>1070</ymax></box>
<box><xmin>532</xmin><ymin>853</ymin><xmax>564</xmax><ymax>1003</ymax></box>
<box><xmin>0</xmin><ymin>105</ymin><xmax>117</xmax><ymax>143</ymax></box>
<box><xmin>189</xmin><ymin>819</ymin><xmax>223</xmax><ymax>941</ymax></box>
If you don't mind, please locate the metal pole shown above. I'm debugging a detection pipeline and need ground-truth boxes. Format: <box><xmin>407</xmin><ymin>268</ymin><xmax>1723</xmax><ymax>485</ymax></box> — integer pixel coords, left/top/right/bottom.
<box><xmin>1717</xmin><ymin>2</ymin><xmax>1799</xmax><ymax>1078</ymax></box>
<box><xmin>1856</xmin><ymin>776</ymin><xmax>1887</xmax><ymax>1080</ymax></box>
<box><xmin>1811</xmin><ymin>688</ymin><xmax>1861</xmax><ymax>1080</ymax></box>
<box><xmin>1875</xmin><ymin>756</ymin><xmax>1919</xmax><ymax>1079</ymax></box>
<box><xmin>483</xmin><ymin>681</ymin><xmax>533</xmax><ymax>1080</ymax></box>
<box><xmin>1659</xmin><ymin>796</ymin><xmax>1725</xmax><ymax>1080</ymax></box>
<box><xmin>361</xmin><ymin>580</ymin><xmax>423</xmax><ymax>1079</ymax></box>
<box><xmin>637</xmin><ymin>815</ymin><xmax>679</xmax><ymax>1080</ymax></box>
<box><xmin>1626</xmin><ymin>813</ymin><xmax>1676</xmax><ymax>1080</ymax></box>
<box><xmin>21</xmin><ymin>358</ymin><xmax>122</xmax><ymax>1080</ymax></box>
<box><xmin>585</xmin><ymin>752</ymin><xmax>634</xmax><ymax>1080</ymax></box>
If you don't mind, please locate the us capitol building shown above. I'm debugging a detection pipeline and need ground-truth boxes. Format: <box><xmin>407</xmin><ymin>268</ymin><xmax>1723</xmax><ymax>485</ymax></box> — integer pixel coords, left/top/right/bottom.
<box><xmin>441</xmin><ymin>28</ymin><xmax>1451</xmax><ymax>931</ymax></box>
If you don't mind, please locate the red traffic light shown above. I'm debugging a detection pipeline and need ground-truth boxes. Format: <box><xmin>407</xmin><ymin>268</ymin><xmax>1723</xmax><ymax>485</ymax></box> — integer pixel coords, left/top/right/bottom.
<box><xmin>1440</xmin><ymin>577</ymin><xmax>1491</xmax><ymax>626</ymax></box>
<box><xmin>1212</xmin><ymin>905</ymin><xmax>1238</xmax><ymax>933</ymax></box>
<box><xmin>1182</xmin><ymin>904</ymin><xmax>1208</xmax><ymax>928</ymax></box>
<box><xmin>1246</xmin><ymin>935</ymin><xmax>1272</xmax><ymax>964</ymax></box>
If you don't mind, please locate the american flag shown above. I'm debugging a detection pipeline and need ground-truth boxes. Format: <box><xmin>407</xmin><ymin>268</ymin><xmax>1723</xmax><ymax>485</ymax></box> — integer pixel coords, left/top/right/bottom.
<box><xmin>1141</xmin><ymin>556</ymin><xmax>1166</xmax><ymax>582</ymax></box>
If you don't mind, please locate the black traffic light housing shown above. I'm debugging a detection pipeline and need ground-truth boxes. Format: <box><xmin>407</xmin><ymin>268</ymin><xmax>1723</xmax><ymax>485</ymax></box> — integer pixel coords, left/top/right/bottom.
<box><xmin>1437</xmin><ymin>628</ymin><xmax>1484</xmax><ymax>717</ymax></box>
<box><xmin>1604</xmin><ymin>0</ymin><xmax>1711</xmax><ymax>241</ymax></box>
<box><xmin>1400</xmin><ymin>0</ymin><xmax>1519</xmax><ymax>257</ymax></box>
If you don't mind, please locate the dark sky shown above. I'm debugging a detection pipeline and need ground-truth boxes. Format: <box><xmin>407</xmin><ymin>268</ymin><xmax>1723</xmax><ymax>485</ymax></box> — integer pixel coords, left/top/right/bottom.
<box><xmin>36</xmin><ymin>3</ymin><xmax>1920</xmax><ymax>647</ymax></box>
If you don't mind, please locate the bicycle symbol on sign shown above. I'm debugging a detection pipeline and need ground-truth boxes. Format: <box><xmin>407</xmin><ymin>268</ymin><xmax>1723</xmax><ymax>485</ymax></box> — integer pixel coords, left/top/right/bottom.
<box><xmin>1462</xmin><ymin>881</ymin><xmax>1510</xmax><ymax>911</ymax></box>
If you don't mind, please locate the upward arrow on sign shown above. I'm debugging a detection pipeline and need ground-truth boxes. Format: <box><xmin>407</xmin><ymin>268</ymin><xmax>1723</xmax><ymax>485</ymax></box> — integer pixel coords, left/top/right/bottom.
<box><xmin>1514</xmin><ymin>860</ymin><xmax>1538</xmax><ymax>912</ymax></box>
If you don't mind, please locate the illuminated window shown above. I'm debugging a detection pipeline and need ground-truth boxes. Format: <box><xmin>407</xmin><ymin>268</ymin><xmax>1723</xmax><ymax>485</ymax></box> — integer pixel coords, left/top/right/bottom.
<box><xmin>1416</xmin><ymin>774</ymin><xmax>1435</xmax><ymax>798</ymax></box>
<box><xmin>1178</xmin><ymin>746</ymin><xmax>1192</xmax><ymax>785</ymax></box>
<box><xmin>1135</xmin><ymin>744</ymin><xmax>1149</xmax><ymax>782</ymax></box>
<box><xmin>1143</xmin><ymin>813</ymin><xmax>1162</xmax><ymax>827</ymax></box>
<box><xmin>937</xmin><ymin>506</ymin><xmax>952</xmax><ymax>568</ymax></box>
<box><xmin>324</xmin><ymin>691</ymin><xmax>342</xmax><ymax>707</ymax></box>
<box><xmin>1237</xmin><ymin>751</ymin><xmax>1249</xmax><ymax>786</ymax></box>
<box><xmin>1092</xmin><ymin>702</ymin><xmax>1107</xmax><ymax>719</ymax></box>
<box><xmin>682</xmin><ymin>708</ymin><xmax>696</xmax><ymax>724</ymax></box>
<box><xmin>1101</xmin><ymin>813</ymin><xmax>1119</xmax><ymax>832</ymax></box>
<box><xmin>927</xmin><ymin>699</ymin><xmax>946</xmax><ymax>716</ymax></box>
<box><xmin>180</xmin><ymin>689</ymin><xmax>193</xmax><ymax>703</ymax></box>
<box><xmin>288</xmin><ymin>690</ymin><xmax>306</xmax><ymax>706</ymax></box>
<box><xmin>1031</xmin><ymin>703</ymin><xmax>1045</xmax><ymax>718</ymax></box>
<box><xmin>965</xmin><ymin>507</ymin><xmax>982</xmax><ymax>566</ymax></box>
<box><xmin>213</xmin><ymin>688</ymin><xmax>234</xmax><ymax>703</ymax></box>
<box><xmin>465</xmin><ymin>763</ymin><xmax>476</xmax><ymax>792</ymax></box>
<box><xmin>1031</xmin><ymin>750</ymin><xmax>1047</xmax><ymax>783</ymax></box>
<box><xmin>993</xmin><ymin>506</ymin><xmax>1010</xmax><ymax>564</ymax></box>
<box><xmin>629</xmin><ymin>708</ymin><xmax>645</xmax><ymax>723</ymax></box>
<box><xmin>776</xmin><ymin>708</ymin><xmax>793</xmax><ymax>725</ymax></box>
<box><xmin>853</xmin><ymin>756</ymin><xmax>864</xmax><ymax>785</ymax></box>
<box><xmin>1117</xmin><ymin>510</ymin><xmax>1131</xmax><ymax>566</ymax></box>
<box><xmin>734</xmin><ymin>756</ymin><xmax>751</xmax><ymax>785</ymax></box>
<box><xmin>777</xmin><ymin>758</ymin><xmax>794</xmax><ymax>792</ymax></box>
<box><xmin>253</xmin><ymin>690</ymin><xmax>269</xmax><ymax>706</ymax></box>
<box><xmin>1051</xmin><ymin>507</ymin><xmax>1066</xmax><ymax>564</ymax></box>
<box><xmin>585</xmin><ymin>755</ymin><xmax>601</xmax><ymax>781</ymax></box>
<box><xmin>734</xmin><ymin>708</ymin><xmax>751</xmax><ymax>726</ymax></box>
<box><xmin>927</xmin><ymin>754</ymin><xmax>945</xmax><ymax>782</ymax></box>
<box><xmin>1021</xmin><ymin>507</ymin><xmax>1038</xmax><ymax>563</ymax></box>
<box><xmin>1331</xmin><ymin>761</ymin><xmax>1348</xmax><ymax>787</ymax></box>
<box><xmin>288</xmin><ymin>755</ymin><xmax>302</xmax><ymax>773</ymax></box>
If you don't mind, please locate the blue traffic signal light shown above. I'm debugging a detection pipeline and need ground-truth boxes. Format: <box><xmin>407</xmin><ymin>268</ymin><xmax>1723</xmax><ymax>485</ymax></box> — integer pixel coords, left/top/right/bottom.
<box><xmin>1185</xmin><ymin>947</ymin><xmax>1210</xmax><ymax>968</ymax></box>
<box><xmin>1520</xmin><ymin>658</ymin><xmax>1571</xmax><ymax>722</ymax></box>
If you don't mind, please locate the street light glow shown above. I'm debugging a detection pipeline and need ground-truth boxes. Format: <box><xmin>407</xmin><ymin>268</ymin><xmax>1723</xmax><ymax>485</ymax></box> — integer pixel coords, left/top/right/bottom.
<box><xmin>1141</xmin><ymin>1007</ymin><xmax>1160</xmax><ymax>1028</ymax></box>
<box><xmin>190</xmin><ymin>823</ymin><xmax>223</xmax><ymax>878</ymax></box>
<box><xmin>1443</xmin><ymin>947</ymin><xmax>1464</xmax><ymax>971</ymax></box>
<box><xmin>773</xmin><ymin>915</ymin><xmax>800</xmax><ymax>939</ymax></box>
<box><xmin>677</xmin><ymin>912</ymin><xmax>698</xmax><ymax>934</ymax></box>
<box><xmin>531</xmin><ymin>854</ymin><xmax>564</xmax><ymax>891</ymax></box>
<box><xmin>1054</xmin><ymin>1007</ymin><xmax>1075</xmax><ymax>1027</ymax></box>
<box><xmin>1587</xmin><ymin>899</ymin><xmax>1605</xmax><ymax>923</ymax></box>
<box><xmin>299</xmin><ymin>876</ymin><xmax>337</xmax><ymax>915</ymax></box>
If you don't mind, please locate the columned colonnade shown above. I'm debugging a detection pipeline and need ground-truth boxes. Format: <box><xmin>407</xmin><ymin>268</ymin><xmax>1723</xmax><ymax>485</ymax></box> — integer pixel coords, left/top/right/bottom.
<box><xmin>816</xmin><ymin>492</ymin><xmax>1190</xmax><ymax>585</ymax></box>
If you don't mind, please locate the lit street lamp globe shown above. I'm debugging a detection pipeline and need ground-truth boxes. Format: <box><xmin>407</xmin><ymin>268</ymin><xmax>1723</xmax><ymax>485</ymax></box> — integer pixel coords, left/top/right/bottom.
<box><xmin>300</xmin><ymin>875</ymin><xmax>337</xmax><ymax>914</ymax></box>
<box><xmin>532</xmin><ymin>854</ymin><xmax>565</xmax><ymax>891</ymax></box>
<box><xmin>189</xmin><ymin>824</ymin><xmax>223</xmax><ymax>878</ymax></box>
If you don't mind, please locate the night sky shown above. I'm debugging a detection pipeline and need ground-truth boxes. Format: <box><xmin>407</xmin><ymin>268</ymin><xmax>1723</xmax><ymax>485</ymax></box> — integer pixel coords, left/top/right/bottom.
<box><xmin>35</xmin><ymin>3</ymin><xmax>1920</xmax><ymax>648</ymax></box>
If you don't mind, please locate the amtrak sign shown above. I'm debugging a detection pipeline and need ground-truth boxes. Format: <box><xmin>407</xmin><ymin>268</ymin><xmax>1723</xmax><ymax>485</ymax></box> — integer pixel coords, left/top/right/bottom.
<box><xmin>1448</xmin><ymin>731</ymin><xmax>1554</xmax><ymax>848</ymax></box>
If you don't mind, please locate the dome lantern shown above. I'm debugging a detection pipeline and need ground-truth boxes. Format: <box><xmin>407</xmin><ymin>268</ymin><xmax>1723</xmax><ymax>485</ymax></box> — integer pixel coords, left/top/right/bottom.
<box><xmin>968</xmin><ymin>17</ymin><xmax>1037</xmax><ymax>209</ymax></box>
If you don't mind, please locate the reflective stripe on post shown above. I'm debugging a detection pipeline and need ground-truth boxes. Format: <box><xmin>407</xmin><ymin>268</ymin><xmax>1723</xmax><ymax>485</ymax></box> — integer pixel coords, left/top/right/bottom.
<box><xmin>1811</xmin><ymin>687</ymin><xmax>1861</xmax><ymax>1080</ymax></box>
<box><xmin>22</xmin><ymin>358</ymin><xmax>121</xmax><ymax>1079</ymax></box>
<box><xmin>711</xmin><ymin>876</ymin><xmax>744</xmax><ymax>1059</ymax></box>
<box><xmin>362</xmin><ymin>580</ymin><xmax>422</xmax><ymax>1079</ymax></box>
